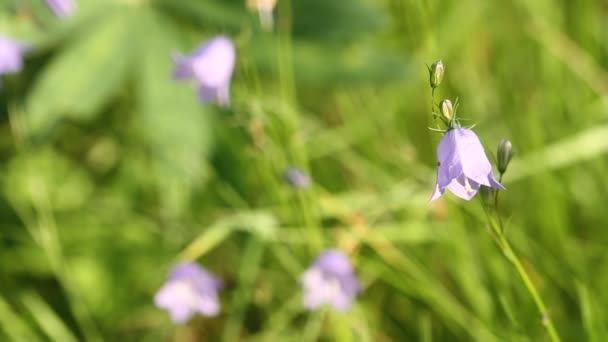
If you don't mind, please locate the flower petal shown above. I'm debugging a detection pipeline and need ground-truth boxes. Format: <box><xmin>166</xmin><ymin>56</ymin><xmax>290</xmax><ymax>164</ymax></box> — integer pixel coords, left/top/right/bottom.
<box><xmin>189</xmin><ymin>36</ymin><xmax>235</xmax><ymax>88</ymax></box>
<box><xmin>450</xmin><ymin>128</ymin><xmax>493</xmax><ymax>181</ymax></box>
<box><xmin>315</xmin><ymin>249</ymin><xmax>353</xmax><ymax>276</ymax></box>
<box><xmin>429</xmin><ymin>183</ymin><xmax>446</xmax><ymax>202</ymax></box>
<box><xmin>154</xmin><ymin>281</ymin><xmax>196</xmax><ymax>323</ymax></box>
<box><xmin>171</xmin><ymin>52</ymin><xmax>193</xmax><ymax>80</ymax></box>
<box><xmin>488</xmin><ymin>173</ymin><xmax>505</xmax><ymax>190</ymax></box>
<box><xmin>446</xmin><ymin>175</ymin><xmax>480</xmax><ymax>200</ymax></box>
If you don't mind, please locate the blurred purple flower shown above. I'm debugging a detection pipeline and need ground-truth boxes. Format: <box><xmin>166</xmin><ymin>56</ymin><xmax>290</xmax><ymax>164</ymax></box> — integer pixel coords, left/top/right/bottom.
<box><xmin>0</xmin><ymin>35</ymin><xmax>29</xmax><ymax>81</ymax></box>
<box><xmin>172</xmin><ymin>36</ymin><xmax>236</xmax><ymax>107</ymax></box>
<box><xmin>284</xmin><ymin>167</ymin><xmax>310</xmax><ymax>188</ymax></box>
<box><xmin>46</xmin><ymin>0</ymin><xmax>76</xmax><ymax>18</ymax></box>
<box><xmin>154</xmin><ymin>262</ymin><xmax>223</xmax><ymax>323</ymax></box>
<box><xmin>300</xmin><ymin>249</ymin><xmax>360</xmax><ymax>311</ymax></box>
<box><xmin>430</xmin><ymin>128</ymin><xmax>504</xmax><ymax>201</ymax></box>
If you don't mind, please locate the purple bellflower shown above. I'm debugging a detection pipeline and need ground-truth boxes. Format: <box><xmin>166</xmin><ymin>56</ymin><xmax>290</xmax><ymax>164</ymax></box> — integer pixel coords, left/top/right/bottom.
<box><xmin>430</xmin><ymin>128</ymin><xmax>505</xmax><ymax>201</ymax></box>
<box><xmin>284</xmin><ymin>167</ymin><xmax>311</xmax><ymax>188</ymax></box>
<box><xmin>46</xmin><ymin>0</ymin><xmax>76</xmax><ymax>18</ymax></box>
<box><xmin>154</xmin><ymin>262</ymin><xmax>223</xmax><ymax>323</ymax></box>
<box><xmin>300</xmin><ymin>249</ymin><xmax>360</xmax><ymax>311</ymax></box>
<box><xmin>0</xmin><ymin>35</ymin><xmax>29</xmax><ymax>83</ymax></box>
<box><xmin>172</xmin><ymin>36</ymin><xmax>236</xmax><ymax>107</ymax></box>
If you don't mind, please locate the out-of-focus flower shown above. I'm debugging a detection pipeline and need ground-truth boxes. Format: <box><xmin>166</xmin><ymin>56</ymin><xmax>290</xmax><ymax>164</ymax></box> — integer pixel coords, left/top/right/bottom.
<box><xmin>300</xmin><ymin>249</ymin><xmax>360</xmax><ymax>311</ymax></box>
<box><xmin>154</xmin><ymin>262</ymin><xmax>223</xmax><ymax>323</ymax></box>
<box><xmin>172</xmin><ymin>36</ymin><xmax>236</xmax><ymax>107</ymax></box>
<box><xmin>0</xmin><ymin>35</ymin><xmax>29</xmax><ymax>84</ymax></box>
<box><xmin>46</xmin><ymin>0</ymin><xmax>76</xmax><ymax>18</ymax></box>
<box><xmin>428</xmin><ymin>60</ymin><xmax>444</xmax><ymax>89</ymax></box>
<box><xmin>430</xmin><ymin>128</ymin><xmax>504</xmax><ymax>201</ymax></box>
<box><xmin>496</xmin><ymin>139</ymin><xmax>513</xmax><ymax>174</ymax></box>
<box><xmin>284</xmin><ymin>167</ymin><xmax>311</xmax><ymax>188</ymax></box>
<box><xmin>247</xmin><ymin>0</ymin><xmax>278</xmax><ymax>31</ymax></box>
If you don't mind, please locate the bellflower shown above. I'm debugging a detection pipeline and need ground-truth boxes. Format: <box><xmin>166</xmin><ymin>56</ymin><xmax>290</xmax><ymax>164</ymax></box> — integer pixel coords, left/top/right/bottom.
<box><xmin>284</xmin><ymin>166</ymin><xmax>311</xmax><ymax>188</ymax></box>
<box><xmin>172</xmin><ymin>36</ymin><xmax>236</xmax><ymax>107</ymax></box>
<box><xmin>154</xmin><ymin>262</ymin><xmax>223</xmax><ymax>323</ymax></box>
<box><xmin>0</xmin><ymin>35</ymin><xmax>29</xmax><ymax>82</ymax></box>
<box><xmin>300</xmin><ymin>249</ymin><xmax>360</xmax><ymax>311</ymax></box>
<box><xmin>46</xmin><ymin>0</ymin><xmax>76</xmax><ymax>18</ymax></box>
<box><xmin>430</xmin><ymin>128</ymin><xmax>505</xmax><ymax>201</ymax></box>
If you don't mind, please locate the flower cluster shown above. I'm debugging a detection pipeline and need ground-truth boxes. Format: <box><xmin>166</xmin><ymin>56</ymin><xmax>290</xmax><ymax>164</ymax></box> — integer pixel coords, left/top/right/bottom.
<box><xmin>4</xmin><ymin>1</ymin><xmax>519</xmax><ymax>329</ymax></box>
<box><xmin>155</xmin><ymin>250</ymin><xmax>360</xmax><ymax>323</ymax></box>
<box><xmin>427</xmin><ymin>60</ymin><xmax>508</xmax><ymax>202</ymax></box>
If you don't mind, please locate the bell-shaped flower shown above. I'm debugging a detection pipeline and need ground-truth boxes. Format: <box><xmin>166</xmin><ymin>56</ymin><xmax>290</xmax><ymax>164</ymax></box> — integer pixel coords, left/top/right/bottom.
<box><xmin>430</xmin><ymin>128</ymin><xmax>504</xmax><ymax>201</ymax></box>
<box><xmin>284</xmin><ymin>166</ymin><xmax>311</xmax><ymax>189</ymax></box>
<box><xmin>300</xmin><ymin>249</ymin><xmax>360</xmax><ymax>311</ymax></box>
<box><xmin>154</xmin><ymin>262</ymin><xmax>223</xmax><ymax>323</ymax></box>
<box><xmin>0</xmin><ymin>35</ymin><xmax>29</xmax><ymax>82</ymax></box>
<box><xmin>46</xmin><ymin>0</ymin><xmax>76</xmax><ymax>18</ymax></box>
<box><xmin>171</xmin><ymin>36</ymin><xmax>236</xmax><ymax>107</ymax></box>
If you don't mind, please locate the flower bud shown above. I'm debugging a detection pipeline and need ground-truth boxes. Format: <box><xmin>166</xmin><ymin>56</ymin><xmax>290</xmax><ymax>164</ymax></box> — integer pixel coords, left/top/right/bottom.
<box><xmin>428</xmin><ymin>60</ymin><xmax>444</xmax><ymax>89</ymax></box>
<box><xmin>496</xmin><ymin>139</ymin><xmax>513</xmax><ymax>174</ymax></box>
<box><xmin>439</xmin><ymin>99</ymin><xmax>454</xmax><ymax>122</ymax></box>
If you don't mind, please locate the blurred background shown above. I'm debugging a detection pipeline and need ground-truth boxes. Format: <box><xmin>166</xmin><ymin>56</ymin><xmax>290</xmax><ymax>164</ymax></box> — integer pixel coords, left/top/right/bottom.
<box><xmin>1</xmin><ymin>0</ymin><xmax>608</xmax><ymax>341</ymax></box>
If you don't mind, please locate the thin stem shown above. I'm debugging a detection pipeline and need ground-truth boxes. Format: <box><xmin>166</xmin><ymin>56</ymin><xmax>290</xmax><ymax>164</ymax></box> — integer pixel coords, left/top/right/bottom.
<box><xmin>483</xmin><ymin>206</ymin><xmax>561</xmax><ymax>342</ymax></box>
<box><xmin>494</xmin><ymin>174</ymin><xmax>505</xmax><ymax>232</ymax></box>
<box><xmin>431</xmin><ymin>87</ymin><xmax>439</xmax><ymax>129</ymax></box>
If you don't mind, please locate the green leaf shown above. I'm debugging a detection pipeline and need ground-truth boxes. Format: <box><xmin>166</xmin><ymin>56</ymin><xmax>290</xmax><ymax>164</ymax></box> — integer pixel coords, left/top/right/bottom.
<box><xmin>5</xmin><ymin>148</ymin><xmax>94</xmax><ymax>211</ymax></box>
<box><xmin>135</xmin><ymin>9</ymin><xmax>213</xmax><ymax>216</ymax></box>
<box><xmin>0</xmin><ymin>295</ymin><xmax>41</xmax><ymax>342</ymax></box>
<box><xmin>21</xmin><ymin>292</ymin><xmax>79</xmax><ymax>342</ymax></box>
<box><xmin>26</xmin><ymin>8</ymin><xmax>132</xmax><ymax>135</ymax></box>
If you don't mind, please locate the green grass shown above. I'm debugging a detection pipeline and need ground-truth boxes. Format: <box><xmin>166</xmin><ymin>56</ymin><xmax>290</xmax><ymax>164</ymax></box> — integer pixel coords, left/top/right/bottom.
<box><xmin>1</xmin><ymin>0</ymin><xmax>607</xmax><ymax>340</ymax></box>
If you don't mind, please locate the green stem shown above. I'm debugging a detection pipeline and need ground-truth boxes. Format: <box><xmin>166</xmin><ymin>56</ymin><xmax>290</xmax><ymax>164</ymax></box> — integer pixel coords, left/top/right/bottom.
<box><xmin>483</xmin><ymin>207</ymin><xmax>561</xmax><ymax>342</ymax></box>
<box><xmin>431</xmin><ymin>88</ymin><xmax>439</xmax><ymax>129</ymax></box>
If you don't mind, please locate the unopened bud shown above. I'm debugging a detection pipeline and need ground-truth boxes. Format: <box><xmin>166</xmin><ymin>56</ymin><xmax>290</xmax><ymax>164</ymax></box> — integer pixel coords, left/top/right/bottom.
<box><xmin>496</xmin><ymin>139</ymin><xmax>513</xmax><ymax>174</ymax></box>
<box><xmin>428</xmin><ymin>60</ymin><xmax>444</xmax><ymax>89</ymax></box>
<box><xmin>439</xmin><ymin>99</ymin><xmax>454</xmax><ymax>122</ymax></box>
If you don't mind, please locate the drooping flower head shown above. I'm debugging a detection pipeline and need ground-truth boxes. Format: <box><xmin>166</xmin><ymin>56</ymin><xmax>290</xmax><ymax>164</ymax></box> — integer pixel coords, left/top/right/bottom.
<box><xmin>430</xmin><ymin>128</ymin><xmax>504</xmax><ymax>201</ymax></box>
<box><xmin>154</xmin><ymin>262</ymin><xmax>223</xmax><ymax>323</ymax></box>
<box><xmin>46</xmin><ymin>0</ymin><xmax>76</xmax><ymax>18</ymax></box>
<box><xmin>172</xmin><ymin>36</ymin><xmax>236</xmax><ymax>107</ymax></box>
<box><xmin>300</xmin><ymin>249</ymin><xmax>360</xmax><ymax>311</ymax></box>
<box><xmin>0</xmin><ymin>35</ymin><xmax>29</xmax><ymax>82</ymax></box>
<box><xmin>284</xmin><ymin>166</ymin><xmax>311</xmax><ymax>189</ymax></box>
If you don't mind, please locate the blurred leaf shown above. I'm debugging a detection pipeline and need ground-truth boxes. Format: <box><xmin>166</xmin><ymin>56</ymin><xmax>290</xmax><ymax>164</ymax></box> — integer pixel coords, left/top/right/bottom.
<box><xmin>507</xmin><ymin>124</ymin><xmax>608</xmax><ymax>182</ymax></box>
<box><xmin>178</xmin><ymin>223</ymin><xmax>234</xmax><ymax>261</ymax></box>
<box><xmin>0</xmin><ymin>295</ymin><xmax>41</xmax><ymax>342</ymax></box>
<box><xmin>135</xmin><ymin>8</ymin><xmax>213</xmax><ymax>216</ymax></box>
<box><xmin>291</xmin><ymin>0</ymin><xmax>384</xmax><ymax>44</ymax></box>
<box><xmin>26</xmin><ymin>8</ymin><xmax>132</xmax><ymax>135</ymax></box>
<box><xmin>21</xmin><ymin>292</ymin><xmax>79</xmax><ymax>342</ymax></box>
<box><xmin>179</xmin><ymin>211</ymin><xmax>277</xmax><ymax>260</ymax></box>
<box><xmin>577</xmin><ymin>283</ymin><xmax>606</xmax><ymax>342</ymax></box>
<box><xmin>5</xmin><ymin>148</ymin><xmax>93</xmax><ymax>211</ymax></box>
<box><xmin>152</xmin><ymin>0</ymin><xmax>248</xmax><ymax>29</ymax></box>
